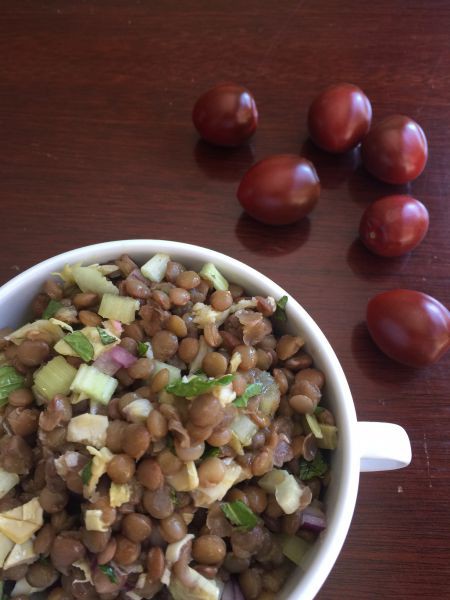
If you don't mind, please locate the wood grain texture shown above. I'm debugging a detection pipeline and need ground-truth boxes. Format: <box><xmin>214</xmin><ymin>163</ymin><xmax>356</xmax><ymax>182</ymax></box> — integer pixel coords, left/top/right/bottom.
<box><xmin>0</xmin><ymin>1</ymin><xmax>449</xmax><ymax>598</ymax></box>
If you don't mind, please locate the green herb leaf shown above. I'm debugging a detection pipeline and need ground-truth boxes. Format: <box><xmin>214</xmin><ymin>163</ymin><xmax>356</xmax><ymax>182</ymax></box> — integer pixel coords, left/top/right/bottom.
<box><xmin>233</xmin><ymin>383</ymin><xmax>263</xmax><ymax>408</ymax></box>
<box><xmin>42</xmin><ymin>298</ymin><xmax>63</xmax><ymax>320</ymax></box>
<box><xmin>202</xmin><ymin>444</ymin><xmax>220</xmax><ymax>459</ymax></box>
<box><xmin>166</xmin><ymin>435</ymin><xmax>175</xmax><ymax>454</ymax></box>
<box><xmin>137</xmin><ymin>341</ymin><xmax>149</xmax><ymax>357</ymax></box>
<box><xmin>166</xmin><ymin>374</ymin><xmax>234</xmax><ymax>397</ymax></box>
<box><xmin>99</xmin><ymin>563</ymin><xmax>118</xmax><ymax>584</ymax></box>
<box><xmin>221</xmin><ymin>500</ymin><xmax>260</xmax><ymax>530</ymax></box>
<box><xmin>0</xmin><ymin>365</ymin><xmax>25</xmax><ymax>406</ymax></box>
<box><xmin>81</xmin><ymin>460</ymin><xmax>93</xmax><ymax>485</ymax></box>
<box><xmin>96</xmin><ymin>327</ymin><xmax>117</xmax><ymax>345</ymax></box>
<box><xmin>64</xmin><ymin>331</ymin><xmax>94</xmax><ymax>362</ymax></box>
<box><xmin>314</xmin><ymin>405</ymin><xmax>325</xmax><ymax>415</ymax></box>
<box><xmin>299</xmin><ymin>450</ymin><xmax>328</xmax><ymax>481</ymax></box>
<box><xmin>274</xmin><ymin>295</ymin><xmax>288</xmax><ymax>321</ymax></box>
<box><xmin>170</xmin><ymin>488</ymin><xmax>179</xmax><ymax>506</ymax></box>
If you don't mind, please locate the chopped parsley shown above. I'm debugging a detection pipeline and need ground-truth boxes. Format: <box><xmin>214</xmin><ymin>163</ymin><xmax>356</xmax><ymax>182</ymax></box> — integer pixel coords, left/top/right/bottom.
<box><xmin>166</xmin><ymin>374</ymin><xmax>234</xmax><ymax>397</ymax></box>
<box><xmin>64</xmin><ymin>331</ymin><xmax>94</xmax><ymax>362</ymax></box>
<box><xmin>96</xmin><ymin>327</ymin><xmax>116</xmax><ymax>345</ymax></box>
<box><xmin>81</xmin><ymin>460</ymin><xmax>93</xmax><ymax>485</ymax></box>
<box><xmin>233</xmin><ymin>383</ymin><xmax>263</xmax><ymax>408</ymax></box>
<box><xmin>274</xmin><ymin>295</ymin><xmax>288</xmax><ymax>321</ymax></box>
<box><xmin>99</xmin><ymin>563</ymin><xmax>118</xmax><ymax>584</ymax></box>
<box><xmin>299</xmin><ymin>450</ymin><xmax>328</xmax><ymax>481</ymax></box>
<box><xmin>0</xmin><ymin>365</ymin><xmax>25</xmax><ymax>406</ymax></box>
<box><xmin>137</xmin><ymin>341</ymin><xmax>149</xmax><ymax>357</ymax></box>
<box><xmin>42</xmin><ymin>298</ymin><xmax>63</xmax><ymax>319</ymax></box>
<box><xmin>221</xmin><ymin>500</ymin><xmax>260</xmax><ymax>531</ymax></box>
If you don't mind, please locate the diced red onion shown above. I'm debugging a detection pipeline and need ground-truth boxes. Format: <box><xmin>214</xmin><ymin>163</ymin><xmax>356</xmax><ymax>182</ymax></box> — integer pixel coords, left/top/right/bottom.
<box><xmin>110</xmin><ymin>346</ymin><xmax>138</xmax><ymax>368</ymax></box>
<box><xmin>222</xmin><ymin>578</ymin><xmax>245</xmax><ymax>600</ymax></box>
<box><xmin>300</xmin><ymin>505</ymin><xmax>327</xmax><ymax>532</ymax></box>
<box><xmin>93</xmin><ymin>346</ymin><xmax>137</xmax><ymax>375</ymax></box>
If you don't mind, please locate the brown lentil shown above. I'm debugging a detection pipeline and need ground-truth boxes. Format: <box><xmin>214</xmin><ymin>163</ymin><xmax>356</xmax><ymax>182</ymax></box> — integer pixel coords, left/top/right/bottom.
<box><xmin>234</xmin><ymin>344</ymin><xmax>257</xmax><ymax>370</ymax></box>
<box><xmin>127</xmin><ymin>357</ymin><xmax>154</xmax><ymax>379</ymax></box>
<box><xmin>152</xmin><ymin>329</ymin><xmax>179</xmax><ymax>361</ymax></box>
<box><xmin>122</xmin><ymin>423</ymin><xmax>151</xmax><ymax>460</ymax></box>
<box><xmin>8</xmin><ymin>387</ymin><xmax>34</xmax><ymax>407</ymax></box>
<box><xmin>146</xmin><ymin>547</ymin><xmax>165</xmax><ymax>582</ymax></box>
<box><xmin>114</xmin><ymin>535</ymin><xmax>141</xmax><ymax>565</ymax></box>
<box><xmin>198</xmin><ymin>457</ymin><xmax>225</xmax><ymax>487</ymax></box>
<box><xmin>160</xmin><ymin>512</ymin><xmax>188</xmax><ymax>543</ymax></box>
<box><xmin>151</xmin><ymin>368</ymin><xmax>169</xmax><ymax>393</ymax></box>
<box><xmin>239</xmin><ymin>568</ymin><xmax>263</xmax><ymax>600</ymax></box>
<box><xmin>137</xmin><ymin>458</ymin><xmax>163</xmax><ymax>491</ymax></box>
<box><xmin>72</xmin><ymin>292</ymin><xmax>99</xmax><ymax>309</ymax></box>
<box><xmin>169</xmin><ymin>287</ymin><xmax>190</xmax><ymax>306</ymax></box>
<box><xmin>121</xmin><ymin>512</ymin><xmax>152</xmax><ymax>542</ymax></box>
<box><xmin>107</xmin><ymin>454</ymin><xmax>136</xmax><ymax>484</ymax></box>
<box><xmin>192</xmin><ymin>535</ymin><xmax>226</xmax><ymax>565</ymax></box>
<box><xmin>178</xmin><ymin>337</ymin><xmax>199</xmax><ymax>363</ymax></box>
<box><xmin>17</xmin><ymin>339</ymin><xmax>50</xmax><ymax>367</ymax></box>
<box><xmin>78</xmin><ymin>310</ymin><xmax>102</xmax><ymax>327</ymax></box>
<box><xmin>176</xmin><ymin>270</ymin><xmax>201</xmax><ymax>290</ymax></box>
<box><xmin>166</xmin><ymin>314</ymin><xmax>188</xmax><ymax>338</ymax></box>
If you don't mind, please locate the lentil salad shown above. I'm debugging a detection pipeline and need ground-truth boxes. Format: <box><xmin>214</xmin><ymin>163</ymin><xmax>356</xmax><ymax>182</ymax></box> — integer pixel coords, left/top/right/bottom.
<box><xmin>0</xmin><ymin>252</ymin><xmax>338</xmax><ymax>600</ymax></box>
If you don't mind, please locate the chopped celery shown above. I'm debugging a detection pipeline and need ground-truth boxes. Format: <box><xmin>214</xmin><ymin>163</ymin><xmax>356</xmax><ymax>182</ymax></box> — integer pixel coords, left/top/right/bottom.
<box><xmin>230</xmin><ymin>414</ymin><xmax>258</xmax><ymax>447</ymax></box>
<box><xmin>0</xmin><ymin>468</ymin><xmax>19</xmax><ymax>499</ymax></box>
<box><xmin>6</xmin><ymin>319</ymin><xmax>65</xmax><ymax>346</ymax></box>
<box><xmin>170</xmin><ymin>566</ymin><xmax>223</xmax><ymax>600</ymax></box>
<box><xmin>199</xmin><ymin>263</ymin><xmax>229</xmax><ymax>291</ymax></box>
<box><xmin>98</xmin><ymin>293</ymin><xmax>139</xmax><ymax>325</ymax></box>
<box><xmin>317</xmin><ymin>424</ymin><xmax>338</xmax><ymax>450</ymax></box>
<box><xmin>33</xmin><ymin>356</ymin><xmax>77</xmax><ymax>401</ymax></box>
<box><xmin>279</xmin><ymin>533</ymin><xmax>312</xmax><ymax>566</ymax></box>
<box><xmin>152</xmin><ymin>360</ymin><xmax>181</xmax><ymax>384</ymax></box>
<box><xmin>303</xmin><ymin>413</ymin><xmax>323</xmax><ymax>439</ymax></box>
<box><xmin>140</xmin><ymin>253</ymin><xmax>171</xmax><ymax>282</ymax></box>
<box><xmin>72</xmin><ymin>265</ymin><xmax>119</xmax><ymax>296</ymax></box>
<box><xmin>258</xmin><ymin>469</ymin><xmax>306</xmax><ymax>514</ymax></box>
<box><xmin>70</xmin><ymin>364</ymin><xmax>118</xmax><ymax>404</ymax></box>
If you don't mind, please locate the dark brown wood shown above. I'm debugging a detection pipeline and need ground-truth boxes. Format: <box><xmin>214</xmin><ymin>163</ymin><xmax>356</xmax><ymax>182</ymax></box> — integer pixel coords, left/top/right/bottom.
<box><xmin>1</xmin><ymin>1</ymin><xmax>449</xmax><ymax>597</ymax></box>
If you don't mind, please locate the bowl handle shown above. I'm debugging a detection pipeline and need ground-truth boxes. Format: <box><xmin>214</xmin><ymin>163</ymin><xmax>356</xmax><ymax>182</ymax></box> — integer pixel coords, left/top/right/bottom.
<box><xmin>357</xmin><ymin>422</ymin><xmax>412</xmax><ymax>472</ymax></box>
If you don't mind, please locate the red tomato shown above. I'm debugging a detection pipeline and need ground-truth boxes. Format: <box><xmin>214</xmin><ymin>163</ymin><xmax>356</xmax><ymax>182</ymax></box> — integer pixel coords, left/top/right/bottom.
<box><xmin>367</xmin><ymin>290</ymin><xmax>450</xmax><ymax>367</ymax></box>
<box><xmin>192</xmin><ymin>83</ymin><xmax>258</xmax><ymax>147</ymax></box>
<box><xmin>308</xmin><ymin>83</ymin><xmax>372</xmax><ymax>153</ymax></box>
<box><xmin>237</xmin><ymin>154</ymin><xmax>320</xmax><ymax>225</ymax></box>
<box><xmin>359</xmin><ymin>195</ymin><xmax>429</xmax><ymax>257</ymax></box>
<box><xmin>361</xmin><ymin>115</ymin><xmax>428</xmax><ymax>184</ymax></box>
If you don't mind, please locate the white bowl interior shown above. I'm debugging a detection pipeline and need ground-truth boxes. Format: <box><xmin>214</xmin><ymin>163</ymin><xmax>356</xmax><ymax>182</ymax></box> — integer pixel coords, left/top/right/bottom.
<box><xmin>0</xmin><ymin>240</ymin><xmax>360</xmax><ymax>600</ymax></box>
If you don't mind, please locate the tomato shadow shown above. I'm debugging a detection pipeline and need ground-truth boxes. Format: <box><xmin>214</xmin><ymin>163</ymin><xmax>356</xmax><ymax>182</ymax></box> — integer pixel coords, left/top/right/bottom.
<box><xmin>193</xmin><ymin>139</ymin><xmax>255</xmax><ymax>182</ymax></box>
<box><xmin>346</xmin><ymin>165</ymin><xmax>411</xmax><ymax>206</ymax></box>
<box><xmin>346</xmin><ymin>239</ymin><xmax>411</xmax><ymax>282</ymax></box>
<box><xmin>234</xmin><ymin>212</ymin><xmax>311</xmax><ymax>256</ymax></box>
<box><xmin>351</xmin><ymin>321</ymin><xmax>418</xmax><ymax>384</ymax></box>
<box><xmin>299</xmin><ymin>139</ymin><xmax>361</xmax><ymax>190</ymax></box>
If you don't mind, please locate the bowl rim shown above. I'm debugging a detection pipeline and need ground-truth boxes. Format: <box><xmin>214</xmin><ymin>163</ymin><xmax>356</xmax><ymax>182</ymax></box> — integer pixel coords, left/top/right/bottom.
<box><xmin>0</xmin><ymin>239</ymin><xmax>360</xmax><ymax>600</ymax></box>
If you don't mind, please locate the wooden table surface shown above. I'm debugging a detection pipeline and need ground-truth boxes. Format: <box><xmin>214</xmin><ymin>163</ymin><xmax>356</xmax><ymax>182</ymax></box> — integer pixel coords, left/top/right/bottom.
<box><xmin>1</xmin><ymin>1</ymin><xmax>449</xmax><ymax>598</ymax></box>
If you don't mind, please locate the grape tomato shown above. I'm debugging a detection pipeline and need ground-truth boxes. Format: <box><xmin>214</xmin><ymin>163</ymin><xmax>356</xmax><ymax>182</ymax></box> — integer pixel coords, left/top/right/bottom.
<box><xmin>192</xmin><ymin>83</ymin><xmax>258</xmax><ymax>147</ymax></box>
<box><xmin>237</xmin><ymin>154</ymin><xmax>320</xmax><ymax>225</ymax></box>
<box><xmin>359</xmin><ymin>195</ymin><xmax>429</xmax><ymax>257</ymax></box>
<box><xmin>361</xmin><ymin>115</ymin><xmax>428</xmax><ymax>184</ymax></box>
<box><xmin>366</xmin><ymin>289</ymin><xmax>450</xmax><ymax>367</ymax></box>
<box><xmin>307</xmin><ymin>83</ymin><xmax>372</xmax><ymax>153</ymax></box>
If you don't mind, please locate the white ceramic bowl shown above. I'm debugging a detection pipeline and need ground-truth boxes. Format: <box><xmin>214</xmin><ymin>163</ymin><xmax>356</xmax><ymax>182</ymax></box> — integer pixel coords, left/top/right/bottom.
<box><xmin>0</xmin><ymin>240</ymin><xmax>411</xmax><ymax>600</ymax></box>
